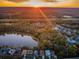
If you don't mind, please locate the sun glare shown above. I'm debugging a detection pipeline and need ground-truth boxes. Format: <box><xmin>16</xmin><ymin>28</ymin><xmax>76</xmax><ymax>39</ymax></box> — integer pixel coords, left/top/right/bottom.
<box><xmin>28</xmin><ymin>1</ymin><xmax>47</xmax><ymax>7</ymax></box>
<box><xmin>33</xmin><ymin>5</ymin><xmax>40</xmax><ymax>8</ymax></box>
<box><xmin>27</xmin><ymin>2</ymin><xmax>41</xmax><ymax>7</ymax></box>
<box><xmin>26</xmin><ymin>0</ymin><xmax>45</xmax><ymax>7</ymax></box>
<box><xmin>29</xmin><ymin>0</ymin><xmax>43</xmax><ymax>2</ymax></box>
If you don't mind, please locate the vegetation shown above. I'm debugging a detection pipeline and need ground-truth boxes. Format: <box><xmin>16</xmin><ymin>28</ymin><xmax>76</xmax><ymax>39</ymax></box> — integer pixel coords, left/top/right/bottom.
<box><xmin>0</xmin><ymin>19</ymin><xmax>79</xmax><ymax>58</ymax></box>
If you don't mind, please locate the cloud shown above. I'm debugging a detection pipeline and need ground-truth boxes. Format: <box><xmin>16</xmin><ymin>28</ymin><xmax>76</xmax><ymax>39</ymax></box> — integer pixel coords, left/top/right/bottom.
<box><xmin>0</xmin><ymin>0</ymin><xmax>79</xmax><ymax>7</ymax></box>
<box><xmin>0</xmin><ymin>0</ymin><xmax>18</xmax><ymax>6</ymax></box>
<box><xmin>54</xmin><ymin>0</ymin><xmax>79</xmax><ymax>7</ymax></box>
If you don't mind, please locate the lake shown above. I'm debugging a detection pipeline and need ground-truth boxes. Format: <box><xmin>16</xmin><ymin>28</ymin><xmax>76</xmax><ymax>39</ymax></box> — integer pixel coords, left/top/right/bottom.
<box><xmin>0</xmin><ymin>34</ymin><xmax>38</xmax><ymax>49</ymax></box>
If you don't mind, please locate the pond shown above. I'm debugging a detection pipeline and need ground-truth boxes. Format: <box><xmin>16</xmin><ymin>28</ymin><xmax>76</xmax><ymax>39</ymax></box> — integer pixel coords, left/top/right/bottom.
<box><xmin>0</xmin><ymin>34</ymin><xmax>38</xmax><ymax>49</ymax></box>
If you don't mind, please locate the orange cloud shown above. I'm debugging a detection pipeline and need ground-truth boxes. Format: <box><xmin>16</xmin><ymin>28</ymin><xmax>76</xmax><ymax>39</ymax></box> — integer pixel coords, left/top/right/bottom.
<box><xmin>0</xmin><ymin>0</ymin><xmax>79</xmax><ymax>7</ymax></box>
<box><xmin>0</xmin><ymin>1</ymin><xmax>17</xmax><ymax>6</ymax></box>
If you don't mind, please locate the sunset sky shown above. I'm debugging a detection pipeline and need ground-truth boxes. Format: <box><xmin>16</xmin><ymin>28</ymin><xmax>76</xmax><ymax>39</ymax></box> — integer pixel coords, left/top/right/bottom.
<box><xmin>0</xmin><ymin>0</ymin><xmax>79</xmax><ymax>7</ymax></box>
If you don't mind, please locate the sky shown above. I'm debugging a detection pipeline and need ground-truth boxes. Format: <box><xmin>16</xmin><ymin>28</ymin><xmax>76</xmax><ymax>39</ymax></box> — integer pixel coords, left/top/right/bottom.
<box><xmin>0</xmin><ymin>0</ymin><xmax>79</xmax><ymax>7</ymax></box>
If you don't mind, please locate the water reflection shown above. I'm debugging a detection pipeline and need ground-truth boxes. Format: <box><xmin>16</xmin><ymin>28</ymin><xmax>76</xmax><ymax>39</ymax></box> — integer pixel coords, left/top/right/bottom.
<box><xmin>0</xmin><ymin>34</ymin><xmax>38</xmax><ymax>49</ymax></box>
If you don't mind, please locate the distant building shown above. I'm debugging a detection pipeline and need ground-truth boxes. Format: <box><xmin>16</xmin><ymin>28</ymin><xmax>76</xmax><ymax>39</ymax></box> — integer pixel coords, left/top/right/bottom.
<box><xmin>62</xmin><ymin>15</ymin><xmax>79</xmax><ymax>20</ymax></box>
